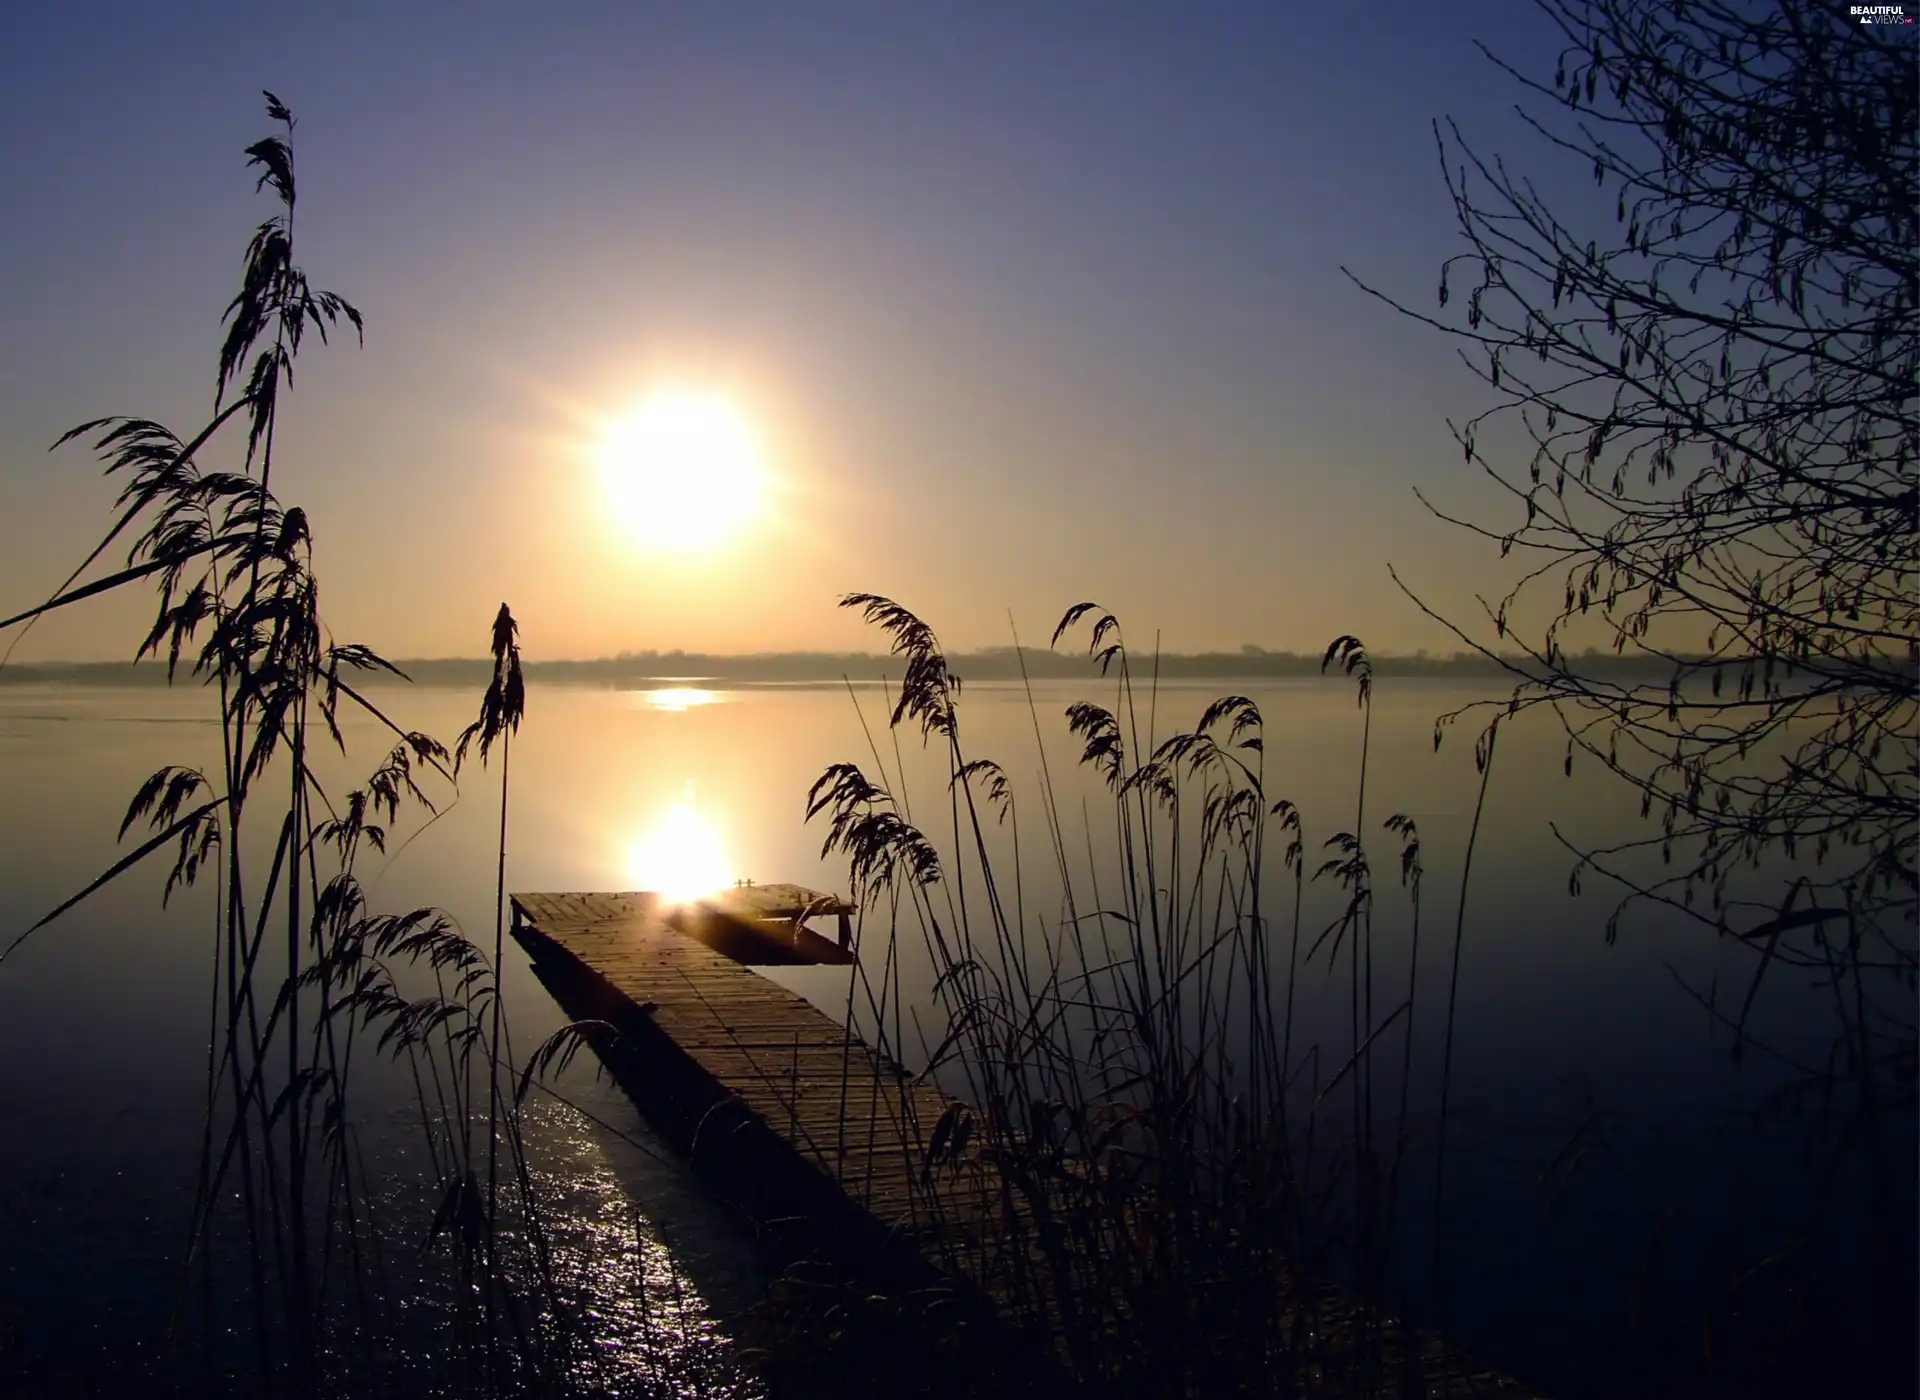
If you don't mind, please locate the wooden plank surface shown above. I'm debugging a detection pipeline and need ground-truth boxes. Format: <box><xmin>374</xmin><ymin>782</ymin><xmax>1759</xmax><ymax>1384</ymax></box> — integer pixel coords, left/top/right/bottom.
<box><xmin>705</xmin><ymin>881</ymin><xmax>854</xmax><ymax>918</ymax></box>
<box><xmin>509</xmin><ymin>892</ymin><xmax>971</xmax><ymax>1232</ymax></box>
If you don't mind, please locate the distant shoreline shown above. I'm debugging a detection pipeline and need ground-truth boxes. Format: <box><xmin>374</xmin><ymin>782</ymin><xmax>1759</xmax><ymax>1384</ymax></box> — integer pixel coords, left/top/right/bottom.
<box><xmin>0</xmin><ymin>648</ymin><xmax>1830</xmax><ymax>689</ymax></box>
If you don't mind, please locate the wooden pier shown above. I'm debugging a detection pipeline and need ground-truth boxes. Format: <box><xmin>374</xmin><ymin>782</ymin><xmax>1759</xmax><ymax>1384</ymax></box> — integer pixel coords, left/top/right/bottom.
<box><xmin>510</xmin><ymin>891</ymin><xmax>995</xmax><ymax>1294</ymax></box>
<box><xmin>509</xmin><ymin>889</ymin><xmax>1547</xmax><ymax>1398</ymax></box>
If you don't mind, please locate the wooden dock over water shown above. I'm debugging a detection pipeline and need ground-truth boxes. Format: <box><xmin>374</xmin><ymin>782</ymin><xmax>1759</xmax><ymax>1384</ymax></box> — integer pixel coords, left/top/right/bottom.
<box><xmin>509</xmin><ymin>889</ymin><xmax>1547</xmax><ymax>1398</ymax></box>
<box><xmin>510</xmin><ymin>891</ymin><xmax>1002</xmax><ymax>1295</ymax></box>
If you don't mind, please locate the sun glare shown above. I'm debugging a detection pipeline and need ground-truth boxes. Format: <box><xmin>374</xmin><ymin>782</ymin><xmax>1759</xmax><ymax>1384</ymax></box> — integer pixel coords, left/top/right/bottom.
<box><xmin>626</xmin><ymin>782</ymin><xmax>731</xmax><ymax>903</ymax></box>
<box><xmin>601</xmin><ymin>390</ymin><xmax>763</xmax><ymax>550</ymax></box>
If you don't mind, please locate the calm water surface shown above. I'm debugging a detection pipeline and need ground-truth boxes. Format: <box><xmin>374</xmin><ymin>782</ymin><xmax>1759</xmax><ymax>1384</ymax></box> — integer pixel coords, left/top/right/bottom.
<box><xmin>0</xmin><ymin>676</ymin><xmax>1907</xmax><ymax>1396</ymax></box>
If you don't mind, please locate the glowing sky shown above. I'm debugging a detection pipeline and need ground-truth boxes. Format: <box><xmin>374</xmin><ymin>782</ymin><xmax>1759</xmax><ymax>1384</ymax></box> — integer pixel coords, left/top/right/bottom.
<box><xmin>0</xmin><ymin>0</ymin><xmax>1587</xmax><ymax>662</ymax></box>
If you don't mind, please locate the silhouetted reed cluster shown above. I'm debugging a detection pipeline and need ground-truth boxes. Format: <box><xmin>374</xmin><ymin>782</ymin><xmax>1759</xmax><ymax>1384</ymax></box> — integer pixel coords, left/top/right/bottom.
<box><xmin>805</xmin><ymin>584</ymin><xmax>1912</xmax><ymax>1398</ymax></box>
<box><xmin>800</xmin><ymin>593</ymin><xmax>1515</xmax><ymax>1398</ymax></box>
<box><xmin>0</xmin><ymin>96</ymin><xmax>723</xmax><ymax>1400</ymax></box>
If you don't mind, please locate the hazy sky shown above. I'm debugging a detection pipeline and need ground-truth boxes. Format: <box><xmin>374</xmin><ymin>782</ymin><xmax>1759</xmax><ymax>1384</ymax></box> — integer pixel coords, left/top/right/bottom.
<box><xmin>0</xmin><ymin>0</ymin><xmax>1594</xmax><ymax>662</ymax></box>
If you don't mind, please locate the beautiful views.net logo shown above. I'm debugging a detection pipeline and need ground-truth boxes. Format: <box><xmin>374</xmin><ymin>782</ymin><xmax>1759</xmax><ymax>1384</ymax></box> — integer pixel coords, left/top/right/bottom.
<box><xmin>1850</xmin><ymin>4</ymin><xmax>1915</xmax><ymax>22</ymax></box>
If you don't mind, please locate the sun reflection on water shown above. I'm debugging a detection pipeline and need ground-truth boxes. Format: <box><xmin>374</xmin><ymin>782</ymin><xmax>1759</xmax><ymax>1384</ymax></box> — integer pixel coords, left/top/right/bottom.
<box><xmin>626</xmin><ymin>781</ymin><xmax>731</xmax><ymax>903</ymax></box>
<box><xmin>639</xmin><ymin>687</ymin><xmax>721</xmax><ymax>712</ymax></box>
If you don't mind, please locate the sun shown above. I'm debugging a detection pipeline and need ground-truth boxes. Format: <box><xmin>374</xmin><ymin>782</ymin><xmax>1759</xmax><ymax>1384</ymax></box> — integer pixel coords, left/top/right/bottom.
<box><xmin>601</xmin><ymin>390</ymin><xmax>763</xmax><ymax>550</ymax></box>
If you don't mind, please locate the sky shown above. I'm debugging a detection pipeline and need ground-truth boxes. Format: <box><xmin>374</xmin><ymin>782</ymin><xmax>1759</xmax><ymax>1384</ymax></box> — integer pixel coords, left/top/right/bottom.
<box><xmin>0</xmin><ymin>0</ymin><xmax>1595</xmax><ymax>662</ymax></box>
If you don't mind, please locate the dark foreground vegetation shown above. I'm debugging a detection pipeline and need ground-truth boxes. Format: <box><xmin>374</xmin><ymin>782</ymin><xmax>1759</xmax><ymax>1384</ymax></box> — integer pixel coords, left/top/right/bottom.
<box><xmin>0</xmin><ymin>97</ymin><xmax>689</xmax><ymax>1400</ymax></box>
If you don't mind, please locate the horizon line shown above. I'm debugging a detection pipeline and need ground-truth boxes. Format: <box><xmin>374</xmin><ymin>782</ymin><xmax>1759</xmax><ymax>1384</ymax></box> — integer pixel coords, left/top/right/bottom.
<box><xmin>0</xmin><ymin>645</ymin><xmax>1767</xmax><ymax>674</ymax></box>
<box><xmin>1</xmin><ymin>645</ymin><xmax>1577</xmax><ymax>666</ymax></box>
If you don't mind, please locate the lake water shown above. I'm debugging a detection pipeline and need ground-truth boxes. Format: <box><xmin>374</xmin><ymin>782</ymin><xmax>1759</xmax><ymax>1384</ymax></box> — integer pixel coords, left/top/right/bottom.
<box><xmin>0</xmin><ymin>674</ymin><xmax>1910</xmax><ymax>1397</ymax></box>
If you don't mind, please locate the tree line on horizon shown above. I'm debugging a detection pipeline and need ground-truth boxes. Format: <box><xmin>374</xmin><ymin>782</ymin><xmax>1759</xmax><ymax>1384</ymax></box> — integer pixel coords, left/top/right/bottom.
<box><xmin>6</xmin><ymin>643</ymin><xmax>1902</xmax><ymax>687</ymax></box>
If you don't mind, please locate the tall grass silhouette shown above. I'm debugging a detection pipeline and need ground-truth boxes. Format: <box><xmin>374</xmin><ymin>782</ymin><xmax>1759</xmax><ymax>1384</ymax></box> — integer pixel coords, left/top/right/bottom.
<box><xmin>802</xmin><ymin>586</ymin><xmax>1911</xmax><ymax>1397</ymax></box>
<box><xmin>0</xmin><ymin>96</ymin><xmax>728</xmax><ymax>1400</ymax></box>
<box><xmin>803</xmin><ymin>593</ymin><xmax>1512</xmax><ymax>1397</ymax></box>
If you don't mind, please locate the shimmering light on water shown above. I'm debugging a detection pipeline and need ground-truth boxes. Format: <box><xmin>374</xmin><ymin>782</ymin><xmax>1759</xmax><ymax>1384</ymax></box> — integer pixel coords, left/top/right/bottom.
<box><xmin>518</xmin><ymin>1098</ymin><xmax>763</xmax><ymax>1397</ymax></box>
